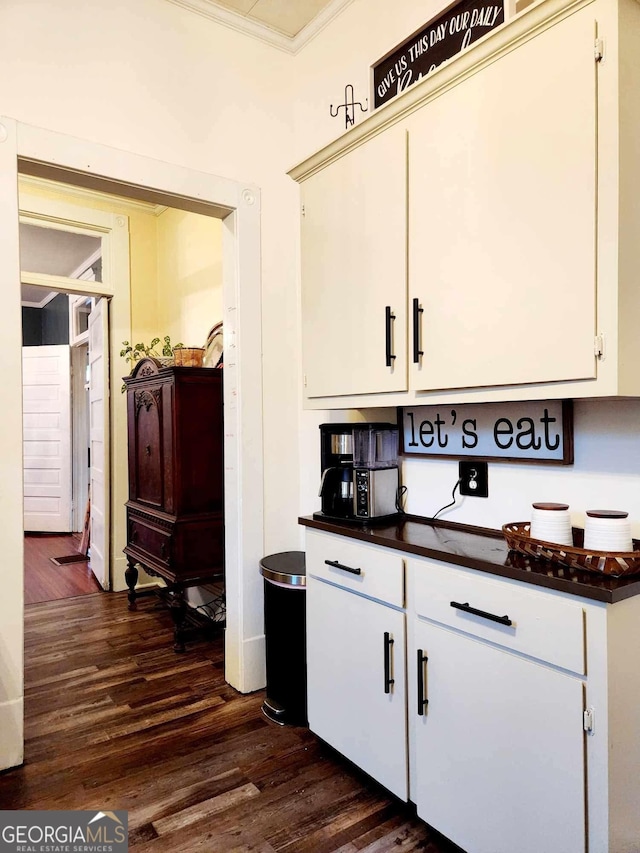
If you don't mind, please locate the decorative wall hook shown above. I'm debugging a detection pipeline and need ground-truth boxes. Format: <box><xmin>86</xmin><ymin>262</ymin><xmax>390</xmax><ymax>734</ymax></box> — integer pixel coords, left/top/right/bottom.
<box><xmin>330</xmin><ymin>84</ymin><xmax>368</xmax><ymax>129</ymax></box>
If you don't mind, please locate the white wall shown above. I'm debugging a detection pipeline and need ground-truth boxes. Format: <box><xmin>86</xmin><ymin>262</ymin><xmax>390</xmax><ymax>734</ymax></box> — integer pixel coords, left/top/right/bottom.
<box><xmin>0</xmin><ymin>0</ymin><xmax>300</xmax><ymax>770</ymax></box>
<box><xmin>291</xmin><ymin>0</ymin><xmax>480</xmax><ymax>160</ymax></box>
<box><xmin>0</xmin><ymin>0</ymin><xmax>300</xmax><ymax>556</ymax></box>
<box><xmin>403</xmin><ymin>401</ymin><xmax>640</xmax><ymax>537</ymax></box>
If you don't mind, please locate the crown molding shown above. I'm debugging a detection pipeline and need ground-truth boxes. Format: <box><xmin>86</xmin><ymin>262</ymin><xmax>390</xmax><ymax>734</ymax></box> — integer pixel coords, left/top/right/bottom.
<box><xmin>292</xmin><ymin>0</ymin><xmax>357</xmax><ymax>53</ymax></box>
<box><xmin>164</xmin><ymin>0</ymin><xmax>355</xmax><ymax>55</ymax></box>
<box><xmin>21</xmin><ymin>290</ymin><xmax>58</xmax><ymax>309</ymax></box>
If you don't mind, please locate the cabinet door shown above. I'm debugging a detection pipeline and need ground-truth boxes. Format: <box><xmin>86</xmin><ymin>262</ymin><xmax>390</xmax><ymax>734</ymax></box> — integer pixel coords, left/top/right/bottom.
<box><xmin>127</xmin><ymin>384</ymin><xmax>168</xmax><ymax>509</ymax></box>
<box><xmin>301</xmin><ymin>126</ymin><xmax>407</xmax><ymax>398</ymax></box>
<box><xmin>409</xmin><ymin>8</ymin><xmax>597</xmax><ymax>391</ymax></box>
<box><xmin>412</xmin><ymin>619</ymin><xmax>585</xmax><ymax>853</ymax></box>
<box><xmin>307</xmin><ymin>576</ymin><xmax>408</xmax><ymax>800</ymax></box>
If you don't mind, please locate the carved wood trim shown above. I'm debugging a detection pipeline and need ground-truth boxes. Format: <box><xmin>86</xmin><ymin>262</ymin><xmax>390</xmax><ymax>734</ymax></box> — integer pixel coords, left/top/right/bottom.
<box><xmin>135</xmin><ymin>388</ymin><xmax>161</xmax><ymax>415</ymax></box>
<box><xmin>128</xmin><ymin>508</ymin><xmax>173</xmax><ymax>531</ymax></box>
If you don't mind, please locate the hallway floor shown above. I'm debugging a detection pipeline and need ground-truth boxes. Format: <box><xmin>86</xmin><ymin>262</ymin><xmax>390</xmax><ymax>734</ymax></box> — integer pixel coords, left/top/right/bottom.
<box><xmin>24</xmin><ymin>532</ymin><xmax>101</xmax><ymax>604</ymax></box>
<box><xmin>0</xmin><ymin>591</ymin><xmax>462</xmax><ymax>853</ymax></box>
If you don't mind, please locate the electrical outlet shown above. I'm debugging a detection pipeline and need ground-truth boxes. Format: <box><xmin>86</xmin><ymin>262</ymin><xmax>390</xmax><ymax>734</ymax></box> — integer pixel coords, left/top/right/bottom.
<box><xmin>459</xmin><ymin>461</ymin><xmax>489</xmax><ymax>498</ymax></box>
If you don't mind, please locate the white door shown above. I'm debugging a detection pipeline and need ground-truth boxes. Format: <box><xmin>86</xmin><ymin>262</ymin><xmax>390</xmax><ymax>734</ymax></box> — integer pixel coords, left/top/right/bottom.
<box><xmin>88</xmin><ymin>298</ymin><xmax>110</xmax><ymax>590</ymax></box>
<box><xmin>412</xmin><ymin>619</ymin><xmax>585</xmax><ymax>853</ymax></box>
<box><xmin>306</xmin><ymin>576</ymin><xmax>408</xmax><ymax>800</ymax></box>
<box><xmin>22</xmin><ymin>345</ymin><xmax>72</xmax><ymax>532</ymax></box>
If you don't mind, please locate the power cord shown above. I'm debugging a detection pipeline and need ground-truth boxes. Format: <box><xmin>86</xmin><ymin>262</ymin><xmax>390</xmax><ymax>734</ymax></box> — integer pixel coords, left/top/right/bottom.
<box><xmin>432</xmin><ymin>478</ymin><xmax>462</xmax><ymax>520</ymax></box>
<box><xmin>396</xmin><ymin>485</ymin><xmax>408</xmax><ymax>514</ymax></box>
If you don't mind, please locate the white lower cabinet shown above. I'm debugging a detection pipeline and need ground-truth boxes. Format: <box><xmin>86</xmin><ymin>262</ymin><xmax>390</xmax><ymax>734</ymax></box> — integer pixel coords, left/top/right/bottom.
<box><xmin>411</xmin><ymin>619</ymin><xmax>585</xmax><ymax>853</ymax></box>
<box><xmin>307</xmin><ymin>576</ymin><xmax>407</xmax><ymax>800</ymax></box>
<box><xmin>305</xmin><ymin>529</ymin><xmax>407</xmax><ymax>800</ymax></box>
<box><xmin>304</xmin><ymin>528</ymin><xmax>640</xmax><ymax>853</ymax></box>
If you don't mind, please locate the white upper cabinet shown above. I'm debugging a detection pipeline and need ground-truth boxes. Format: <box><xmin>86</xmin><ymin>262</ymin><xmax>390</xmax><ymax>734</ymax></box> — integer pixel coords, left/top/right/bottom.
<box><xmin>300</xmin><ymin>125</ymin><xmax>407</xmax><ymax>398</ymax></box>
<box><xmin>290</xmin><ymin>0</ymin><xmax>640</xmax><ymax>409</ymax></box>
<box><xmin>408</xmin><ymin>7</ymin><xmax>597</xmax><ymax>391</ymax></box>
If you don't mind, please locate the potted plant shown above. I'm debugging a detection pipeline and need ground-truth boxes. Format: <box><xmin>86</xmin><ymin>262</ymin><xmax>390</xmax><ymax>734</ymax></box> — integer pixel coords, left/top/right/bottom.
<box><xmin>120</xmin><ymin>336</ymin><xmax>183</xmax><ymax>391</ymax></box>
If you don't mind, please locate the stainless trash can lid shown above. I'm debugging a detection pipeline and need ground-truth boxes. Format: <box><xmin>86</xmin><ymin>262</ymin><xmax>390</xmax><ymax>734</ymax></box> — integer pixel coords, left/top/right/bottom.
<box><xmin>260</xmin><ymin>551</ymin><xmax>306</xmax><ymax>586</ymax></box>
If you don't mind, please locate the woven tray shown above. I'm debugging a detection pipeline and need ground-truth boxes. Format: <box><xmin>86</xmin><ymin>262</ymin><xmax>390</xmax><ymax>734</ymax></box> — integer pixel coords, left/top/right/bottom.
<box><xmin>502</xmin><ymin>522</ymin><xmax>640</xmax><ymax>577</ymax></box>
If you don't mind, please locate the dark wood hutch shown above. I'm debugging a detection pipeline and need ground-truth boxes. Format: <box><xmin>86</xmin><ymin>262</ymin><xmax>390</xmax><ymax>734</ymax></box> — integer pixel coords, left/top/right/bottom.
<box><xmin>123</xmin><ymin>357</ymin><xmax>224</xmax><ymax>650</ymax></box>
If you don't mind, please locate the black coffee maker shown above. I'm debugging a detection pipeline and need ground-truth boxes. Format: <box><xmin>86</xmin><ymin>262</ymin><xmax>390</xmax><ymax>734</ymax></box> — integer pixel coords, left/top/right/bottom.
<box><xmin>317</xmin><ymin>424</ymin><xmax>355</xmax><ymax>519</ymax></box>
<box><xmin>316</xmin><ymin>423</ymin><xmax>400</xmax><ymax>522</ymax></box>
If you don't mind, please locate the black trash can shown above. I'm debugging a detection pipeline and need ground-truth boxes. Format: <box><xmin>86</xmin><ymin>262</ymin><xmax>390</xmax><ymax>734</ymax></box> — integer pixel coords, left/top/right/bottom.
<box><xmin>260</xmin><ymin>551</ymin><xmax>307</xmax><ymax>726</ymax></box>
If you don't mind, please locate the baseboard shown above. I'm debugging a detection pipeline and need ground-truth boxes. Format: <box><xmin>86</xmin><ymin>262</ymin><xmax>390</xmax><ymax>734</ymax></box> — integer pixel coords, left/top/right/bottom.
<box><xmin>111</xmin><ymin>553</ymin><xmax>128</xmax><ymax>592</ymax></box>
<box><xmin>225</xmin><ymin>633</ymin><xmax>266</xmax><ymax>694</ymax></box>
<box><xmin>0</xmin><ymin>698</ymin><xmax>23</xmax><ymax>771</ymax></box>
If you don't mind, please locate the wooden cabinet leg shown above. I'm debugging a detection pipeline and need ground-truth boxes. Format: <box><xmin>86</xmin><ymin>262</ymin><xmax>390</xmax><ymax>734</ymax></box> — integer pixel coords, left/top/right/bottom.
<box><xmin>125</xmin><ymin>560</ymin><xmax>139</xmax><ymax>611</ymax></box>
<box><xmin>170</xmin><ymin>587</ymin><xmax>187</xmax><ymax>653</ymax></box>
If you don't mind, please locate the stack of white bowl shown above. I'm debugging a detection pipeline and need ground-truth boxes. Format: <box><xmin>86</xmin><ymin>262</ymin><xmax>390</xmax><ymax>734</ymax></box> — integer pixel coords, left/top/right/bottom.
<box><xmin>530</xmin><ymin>502</ymin><xmax>573</xmax><ymax>546</ymax></box>
<box><xmin>584</xmin><ymin>510</ymin><xmax>633</xmax><ymax>553</ymax></box>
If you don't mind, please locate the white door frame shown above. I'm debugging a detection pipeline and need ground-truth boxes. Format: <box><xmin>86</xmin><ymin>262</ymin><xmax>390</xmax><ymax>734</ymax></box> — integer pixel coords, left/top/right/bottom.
<box><xmin>1</xmin><ymin>122</ymin><xmax>264</xmax><ymax>722</ymax></box>
<box><xmin>87</xmin><ymin>296</ymin><xmax>110</xmax><ymax>591</ymax></box>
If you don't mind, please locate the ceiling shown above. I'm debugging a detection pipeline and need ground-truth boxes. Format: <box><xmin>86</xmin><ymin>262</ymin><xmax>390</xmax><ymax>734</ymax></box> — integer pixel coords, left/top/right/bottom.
<box><xmin>166</xmin><ymin>0</ymin><xmax>354</xmax><ymax>50</ymax></box>
<box><xmin>210</xmin><ymin>0</ymin><xmax>335</xmax><ymax>37</ymax></box>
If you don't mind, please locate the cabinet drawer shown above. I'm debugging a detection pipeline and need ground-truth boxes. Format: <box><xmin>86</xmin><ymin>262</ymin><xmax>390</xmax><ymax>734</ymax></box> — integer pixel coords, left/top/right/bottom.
<box><xmin>410</xmin><ymin>558</ymin><xmax>585</xmax><ymax>673</ymax></box>
<box><xmin>306</xmin><ymin>529</ymin><xmax>404</xmax><ymax>607</ymax></box>
<box><xmin>128</xmin><ymin>512</ymin><xmax>172</xmax><ymax>569</ymax></box>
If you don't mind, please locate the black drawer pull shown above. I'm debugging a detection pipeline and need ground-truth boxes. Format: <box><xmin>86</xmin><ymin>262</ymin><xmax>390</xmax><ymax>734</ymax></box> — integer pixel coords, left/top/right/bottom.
<box><xmin>385</xmin><ymin>306</ymin><xmax>396</xmax><ymax>367</ymax></box>
<box><xmin>412</xmin><ymin>297</ymin><xmax>424</xmax><ymax>363</ymax></box>
<box><xmin>450</xmin><ymin>600</ymin><xmax>513</xmax><ymax>627</ymax></box>
<box><xmin>417</xmin><ymin>649</ymin><xmax>429</xmax><ymax>715</ymax></box>
<box><xmin>145</xmin><ymin>444</ymin><xmax>152</xmax><ymax>456</ymax></box>
<box><xmin>384</xmin><ymin>632</ymin><xmax>395</xmax><ymax>694</ymax></box>
<box><xmin>324</xmin><ymin>559</ymin><xmax>361</xmax><ymax>576</ymax></box>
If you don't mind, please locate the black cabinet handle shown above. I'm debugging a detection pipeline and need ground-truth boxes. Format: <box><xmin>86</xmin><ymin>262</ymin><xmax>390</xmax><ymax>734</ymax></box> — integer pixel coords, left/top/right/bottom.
<box><xmin>385</xmin><ymin>306</ymin><xmax>396</xmax><ymax>367</ymax></box>
<box><xmin>450</xmin><ymin>600</ymin><xmax>513</xmax><ymax>627</ymax></box>
<box><xmin>412</xmin><ymin>298</ymin><xmax>424</xmax><ymax>363</ymax></box>
<box><xmin>145</xmin><ymin>444</ymin><xmax>152</xmax><ymax>456</ymax></box>
<box><xmin>324</xmin><ymin>559</ymin><xmax>361</xmax><ymax>576</ymax></box>
<box><xmin>384</xmin><ymin>632</ymin><xmax>395</xmax><ymax>694</ymax></box>
<box><xmin>417</xmin><ymin>649</ymin><xmax>429</xmax><ymax>715</ymax></box>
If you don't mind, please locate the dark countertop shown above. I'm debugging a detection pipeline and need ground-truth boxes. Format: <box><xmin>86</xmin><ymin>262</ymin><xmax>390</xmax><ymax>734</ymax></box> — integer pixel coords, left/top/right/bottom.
<box><xmin>299</xmin><ymin>514</ymin><xmax>640</xmax><ymax>604</ymax></box>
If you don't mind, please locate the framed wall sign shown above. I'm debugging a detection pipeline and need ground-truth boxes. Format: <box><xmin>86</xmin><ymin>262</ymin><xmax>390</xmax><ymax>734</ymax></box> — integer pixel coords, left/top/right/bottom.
<box><xmin>400</xmin><ymin>400</ymin><xmax>573</xmax><ymax>464</ymax></box>
<box><xmin>372</xmin><ymin>0</ymin><xmax>505</xmax><ymax>109</ymax></box>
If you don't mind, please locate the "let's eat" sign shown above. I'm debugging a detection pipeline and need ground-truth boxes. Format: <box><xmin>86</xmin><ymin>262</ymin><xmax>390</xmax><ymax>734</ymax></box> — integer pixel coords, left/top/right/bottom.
<box><xmin>400</xmin><ymin>400</ymin><xmax>573</xmax><ymax>464</ymax></box>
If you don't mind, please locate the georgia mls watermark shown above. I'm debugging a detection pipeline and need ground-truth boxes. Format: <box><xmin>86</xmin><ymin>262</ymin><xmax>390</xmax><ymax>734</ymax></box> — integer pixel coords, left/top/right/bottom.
<box><xmin>0</xmin><ymin>811</ymin><xmax>128</xmax><ymax>853</ymax></box>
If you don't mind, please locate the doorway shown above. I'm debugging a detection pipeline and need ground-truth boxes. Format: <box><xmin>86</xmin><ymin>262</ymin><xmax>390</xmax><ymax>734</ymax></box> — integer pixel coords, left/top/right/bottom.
<box><xmin>21</xmin><ymin>288</ymin><xmax>108</xmax><ymax>605</ymax></box>
<box><xmin>0</xmin><ymin>117</ymin><xmax>265</xmax><ymax>773</ymax></box>
<box><xmin>19</xmin><ymin>177</ymin><xmax>228</xmax><ymax>607</ymax></box>
<box><xmin>19</xmin><ymin>191</ymin><xmax>128</xmax><ymax>601</ymax></box>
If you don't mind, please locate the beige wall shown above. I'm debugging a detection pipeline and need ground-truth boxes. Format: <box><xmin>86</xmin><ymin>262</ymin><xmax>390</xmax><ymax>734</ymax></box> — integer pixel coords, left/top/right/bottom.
<box><xmin>19</xmin><ymin>178</ymin><xmax>160</xmax><ymax>342</ymax></box>
<box><xmin>156</xmin><ymin>208</ymin><xmax>223</xmax><ymax>348</ymax></box>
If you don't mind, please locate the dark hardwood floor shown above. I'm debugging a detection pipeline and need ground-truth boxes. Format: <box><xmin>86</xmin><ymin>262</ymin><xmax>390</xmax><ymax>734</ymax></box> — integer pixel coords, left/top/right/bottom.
<box><xmin>24</xmin><ymin>532</ymin><xmax>101</xmax><ymax>604</ymax></box>
<box><xmin>0</xmin><ymin>591</ymin><xmax>462</xmax><ymax>852</ymax></box>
